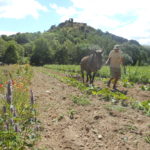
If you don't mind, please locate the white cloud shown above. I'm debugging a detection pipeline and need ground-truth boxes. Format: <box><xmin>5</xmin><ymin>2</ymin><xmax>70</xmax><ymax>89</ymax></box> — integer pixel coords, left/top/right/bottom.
<box><xmin>50</xmin><ymin>0</ymin><xmax>150</xmax><ymax>45</ymax></box>
<box><xmin>0</xmin><ymin>30</ymin><xmax>16</xmax><ymax>35</ymax></box>
<box><xmin>0</xmin><ymin>0</ymin><xmax>48</xmax><ymax>19</ymax></box>
<box><xmin>50</xmin><ymin>3</ymin><xmax>78</xmax><ymax>22</ymax></box>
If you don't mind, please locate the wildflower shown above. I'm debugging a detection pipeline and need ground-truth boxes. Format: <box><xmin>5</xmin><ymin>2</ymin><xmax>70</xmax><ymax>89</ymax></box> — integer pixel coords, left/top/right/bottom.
<box><xmin>10</xmin><ymin>105</ymin><xmax>14</xmax><ymax>113</ymax></box>
<box><xmin>0</xmin><ymin>84</ymin><xmax>3</xmax><ymax>88</ymax></box>
<box><xmin>7</xmin><ymin>80</ymin><xmax>13</xmax><ymax>94</ymax></box>
<box><xmin>9</xmin><ymin>118</ymin><xmax>14</xmax><ymax>125</ymax></box>
<box><xmin>6</xmin><ymin>95</ymin><xmax>12</xmax><ymax>104</ymax></box>
<box><xmin>5</xmin><ymin>121</ymin><xmax>9</xmax><ymax>131</ymax></box>
<box><xmin>30</xmin><ymin>89</ymin><xmax>34</xmax><ymax>105</ymax></box>
<box><xmin>13</xmin><ymin>108</ymin><xmax>17</xmax><ymax>117</ymax></box>
<box><xmin>33</xmin><ymin>117</ymin><xmax>37</xmax><ymax>122</ymax></box>
<box><xmin>6</xmin><ymin>80</ymin><xmax>13</xmax><ymax>104</ymax></box>
<box><xmin>35</xmin><ymin>125</ymin><xmax>41</xmax><ymax>131</ymax></box>
<box><xmin>30</xmin><ymin>117</ymin><xmax>36</xmax><ymax>122</ymax></box>
<box><xmin>14</xmin><ymin>124</ymin><xmax>21</xmax><ymax>132</ymax></box>
<box><xmin>2</xmin><ymin>106</ymin><xmax>6</xmax><ymax>113</ymax></box>
<box><xmin>12</xmin><ymin>80</ymin><xmax>15</xmax><ymax>85</ymax></box>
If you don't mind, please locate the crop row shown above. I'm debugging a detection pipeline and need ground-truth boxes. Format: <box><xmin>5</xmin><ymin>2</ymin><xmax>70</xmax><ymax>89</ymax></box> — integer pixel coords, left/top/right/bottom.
<box><xmin>44</xmin><ymin>64</ymin><xmax>150</xmax><ymax>84</ymax></box>
<box><xmin>42</xmin><ymin>68</ymin><xmax>150</xmax><ymax>116</ymax></box>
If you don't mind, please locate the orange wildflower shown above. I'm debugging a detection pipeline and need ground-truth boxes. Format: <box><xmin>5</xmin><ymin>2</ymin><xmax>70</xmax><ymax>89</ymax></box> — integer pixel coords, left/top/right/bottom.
<box><xmin>0</xmin><ymin>84</ymin><xmax>3</xmax><ymax>88</ymax></box>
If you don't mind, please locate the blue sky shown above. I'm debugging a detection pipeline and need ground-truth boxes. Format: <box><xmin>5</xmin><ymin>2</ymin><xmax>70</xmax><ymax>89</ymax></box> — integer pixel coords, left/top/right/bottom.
<box><xmin>0</xmin><ymin>0</ymin><xmax>150</xmax><ymax>45</ymax></box>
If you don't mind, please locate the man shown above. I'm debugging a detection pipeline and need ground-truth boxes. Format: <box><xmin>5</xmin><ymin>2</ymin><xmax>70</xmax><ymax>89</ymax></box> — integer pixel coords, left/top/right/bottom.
<box><xmin>105</xmin><ymin>44</ymin><xmax>123</xmax><ymax>90</ymax></box>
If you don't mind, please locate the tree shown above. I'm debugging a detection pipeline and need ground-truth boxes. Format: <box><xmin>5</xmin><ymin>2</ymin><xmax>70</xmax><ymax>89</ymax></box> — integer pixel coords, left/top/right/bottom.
<box><xmin>121</xmin><ymin>43</ymin><xmax>141</xmax><ymax>65</ymax></box>
<box><xmin>55</xmin><ymin>45</ymin><xmax>69</xmax><ymax>64</ymax></box>
<box><xmin>122</xmin><ymin>53</ymin><xmax>133</xmax><ymax>65</ymax></box>
<box><xmin>1</xmin><ymin>35</ymin><xmax>13</xmax><ymax>41</ymax></box>
<box><xmin>3</xmin><ymin>42</ymin><xmax>19</xmax><ymax>64</ymax></box>
<box><xmin>15</xmin><ymin>33</ymin><xmax>29</xmax><ymax>44</ymax></box>
<box><xmin>0</xmin><ymin>38</ymin><xmax>7</xmax><ymax>61</ymax></box>
<box><xmin>73</xmin><ymin>43</ymin><xmax>91</xmax><ymax>64</ymax></box>
<box><xmin>23</xmin><ymin>43</ymin><xmax>34</xmax><ymax>57</ymax></box>
<box><xmin>30</xmin><ymin>38</ymin><xmax>53</xmax><ymax>65</ymax></box>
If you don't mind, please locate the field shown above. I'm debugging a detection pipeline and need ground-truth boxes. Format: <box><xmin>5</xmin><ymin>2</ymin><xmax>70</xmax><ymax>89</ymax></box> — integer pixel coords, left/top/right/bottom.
<box><xmin>0</xmin><ymin>64</ymin><xmax>150</xmax><ymax>150</ymax></box>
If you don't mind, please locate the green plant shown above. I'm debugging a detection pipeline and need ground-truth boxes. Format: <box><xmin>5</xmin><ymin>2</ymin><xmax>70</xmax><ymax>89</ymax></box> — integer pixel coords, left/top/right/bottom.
<box><xmin>104</xmin><ymin>104</ymin><xmax>126</xmax><ymax>112</ymax></box>
<box><xmin>57</xmin><ymin>114</ymin><xmax>64</xmax><ymax>121</ymax></box>
<box><xmin>145</xmin><ymin>135</ymin><xmax>150</xmax><ymax>144</ymax></box>
<box><xmin>141</xmin><ymin>85</ymin><xmax>150</xmax><ymax>91</ymax></box>
<box><xmin>138</xmin><ymin>100</ymin><xmax>150</xmax><ymax>115</ymax></box>
<box><xmin>122</xmin><ymin>79</ymin><xmax>134</xmax><ymax>88</ymax></box>
<box><xmin>131</xmin><ymin>100</ymin><xmax>150</xmax><ymax>116</ymax></box>
<box><xmin>72</xmin><ymin>96</ymin><xmax>91</xmax><ymax>106</ymax></box>
<box><xmin>67</xmin><ymin>109</ymin><xmax>77</xmax><ymax>119</ymax></box>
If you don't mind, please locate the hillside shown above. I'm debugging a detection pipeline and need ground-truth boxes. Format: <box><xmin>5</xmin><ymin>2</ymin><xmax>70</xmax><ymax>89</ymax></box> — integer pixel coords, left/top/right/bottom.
<box><xmin>0</xmin><ymin>19</ymin><xmax>150</xmax><ymax>65</ymax></box>
<box><xmin>49</xmin><ymin>18</ymin><xmax>140</xmax><ymax>46</ymax></box>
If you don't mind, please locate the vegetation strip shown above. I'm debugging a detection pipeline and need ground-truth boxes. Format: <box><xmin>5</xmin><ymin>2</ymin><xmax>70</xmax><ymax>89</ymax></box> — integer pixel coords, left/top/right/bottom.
<box><xmin>44</xmin><ymin>64</ymin><xmax>150</xmax><ymax>84</ymax></box>
<box><xmin>0</xmin><ymin>65</ymin><xmax>39</xmax><ymax>149</ymax></box>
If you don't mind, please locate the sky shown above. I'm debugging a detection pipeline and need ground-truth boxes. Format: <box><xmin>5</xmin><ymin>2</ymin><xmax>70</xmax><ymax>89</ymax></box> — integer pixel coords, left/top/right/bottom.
<box><xmin>0</xmin><ymin>0</ymin><xmax>150</xmax><ymax>45</ymax></box>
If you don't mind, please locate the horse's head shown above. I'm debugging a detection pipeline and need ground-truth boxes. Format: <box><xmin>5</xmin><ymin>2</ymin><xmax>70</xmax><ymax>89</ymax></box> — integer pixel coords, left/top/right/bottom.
<box><xmin>95</xmin><ymin>49</ymin><xmax>103</xmax><ymax>58</ymax></box>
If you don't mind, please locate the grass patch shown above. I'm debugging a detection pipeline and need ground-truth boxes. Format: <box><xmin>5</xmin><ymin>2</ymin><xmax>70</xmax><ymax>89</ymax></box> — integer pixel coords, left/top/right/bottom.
<box><xmin>104</xmin><ymin>104</ymin><xmax>126</xmax><ymax>112</ymax></box>
<box><xmin>67</xmin><ymin>109</ymin><xmax>77</xmax><ymax>119</ymax></box>
<box><xmin>72</xmin><ymin>96</ymin><xmax>91</xmax><ymax>106</ymax></box>
<box><xmin>145</xmin><ymin>135</ymin><xmax>150</xmax><ymax>144</ymax></box>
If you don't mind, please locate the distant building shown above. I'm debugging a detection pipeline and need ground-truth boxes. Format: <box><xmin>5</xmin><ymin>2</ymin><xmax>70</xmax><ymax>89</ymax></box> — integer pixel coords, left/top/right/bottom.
<box><xmin>58</xmin><ymin>19</ymin><xmax>87</xmax><ymax>28</ymax></box>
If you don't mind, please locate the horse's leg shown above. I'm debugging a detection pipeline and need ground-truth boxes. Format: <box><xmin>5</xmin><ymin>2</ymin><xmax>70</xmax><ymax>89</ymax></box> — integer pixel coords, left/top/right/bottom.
<box><xmin>89</xmin><ymin>73</ymin><xmax>93</xmax><ymax>84</ymax></box>
<box><xmin>91</xmin><ymin>72</ymin><xmax>96</xmax><ymax>84</ymax></box>
<box><xmin>81</xmin><ymin>70</ymin><xmax>84</xmax><ymax>83</ymax></box>
<box><xmin>86</xmin><ymin>72</ymin><xmax>90</xmax><ymax>83</ymax></box>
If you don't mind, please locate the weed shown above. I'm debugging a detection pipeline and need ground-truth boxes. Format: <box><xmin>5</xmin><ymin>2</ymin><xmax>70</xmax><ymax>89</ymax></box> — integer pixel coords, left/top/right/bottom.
<box><xmin>122</xmin><ymin>79</ymin><xmax>134</xmax><ymax>88</ymax></box>
<box><xmin>141</xmin><ymin>85</ymin><xmax>150</xmax><ymax>91</ymax></box>
<box><xmin>67</xmin><ymin>109</ymin><xmax>77</xmax><ymax>119</ymax></box>
<box><xmin>104</xmin><ymin>104</ymin><xmax>126</xmax><ymax>112</ymax></box>
<box><xmin>72</xmin><ymin>96</ymin><xmax>91</xmax><ymax>106</ymax></box>
<box><xmin>57</xmin><ymin>115</ymin><xmax>64</xmax><ymax>121</ymax></box>
<box><xmin>145</xmin><ymin>135</ymin><xmax>150</xmax><ymax>144</ymax></box>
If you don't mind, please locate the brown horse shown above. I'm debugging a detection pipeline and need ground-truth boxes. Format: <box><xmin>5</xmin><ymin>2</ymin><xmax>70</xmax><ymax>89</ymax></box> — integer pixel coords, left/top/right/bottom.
<box><xmin>80</xmin><ymin>50</ymin><xmax>103</xmax><ymax>85</ymax></box>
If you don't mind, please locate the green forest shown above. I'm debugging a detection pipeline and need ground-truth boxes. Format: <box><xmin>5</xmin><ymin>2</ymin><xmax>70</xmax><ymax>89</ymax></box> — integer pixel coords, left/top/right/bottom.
<box><xmin>0</xmin><ymin>19</ymin><xmax>150</xmax><ymax>66</ymax></box>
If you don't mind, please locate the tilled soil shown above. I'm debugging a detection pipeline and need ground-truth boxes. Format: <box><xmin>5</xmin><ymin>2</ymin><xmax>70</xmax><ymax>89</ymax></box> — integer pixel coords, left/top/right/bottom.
<box><xmin>32</xmin><ymin>68</ymin><xmax>150</xmax><ymax>150</ymax></box>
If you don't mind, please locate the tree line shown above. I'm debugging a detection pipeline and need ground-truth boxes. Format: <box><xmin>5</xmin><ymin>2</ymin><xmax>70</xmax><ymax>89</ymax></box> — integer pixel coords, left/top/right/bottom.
<box><xmin>0</xmin><ymin>20</ymin><xmax>150</xmax><ymax>66</ymax></box>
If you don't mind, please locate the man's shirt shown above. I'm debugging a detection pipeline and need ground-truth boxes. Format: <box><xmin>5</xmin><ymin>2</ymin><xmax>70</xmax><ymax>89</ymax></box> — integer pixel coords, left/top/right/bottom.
<box><xmin>109</xmin><ymin>50</ymin><xmax>122</xmax><ymax>68</ymax></box>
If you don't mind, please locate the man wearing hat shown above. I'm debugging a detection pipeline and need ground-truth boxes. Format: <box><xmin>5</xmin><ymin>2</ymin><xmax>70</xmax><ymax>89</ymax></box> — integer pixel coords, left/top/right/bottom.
<box><xmin>105</xmin><ymin>44</ymin><xmax>123</xmax><ymax>89</ymax></box>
